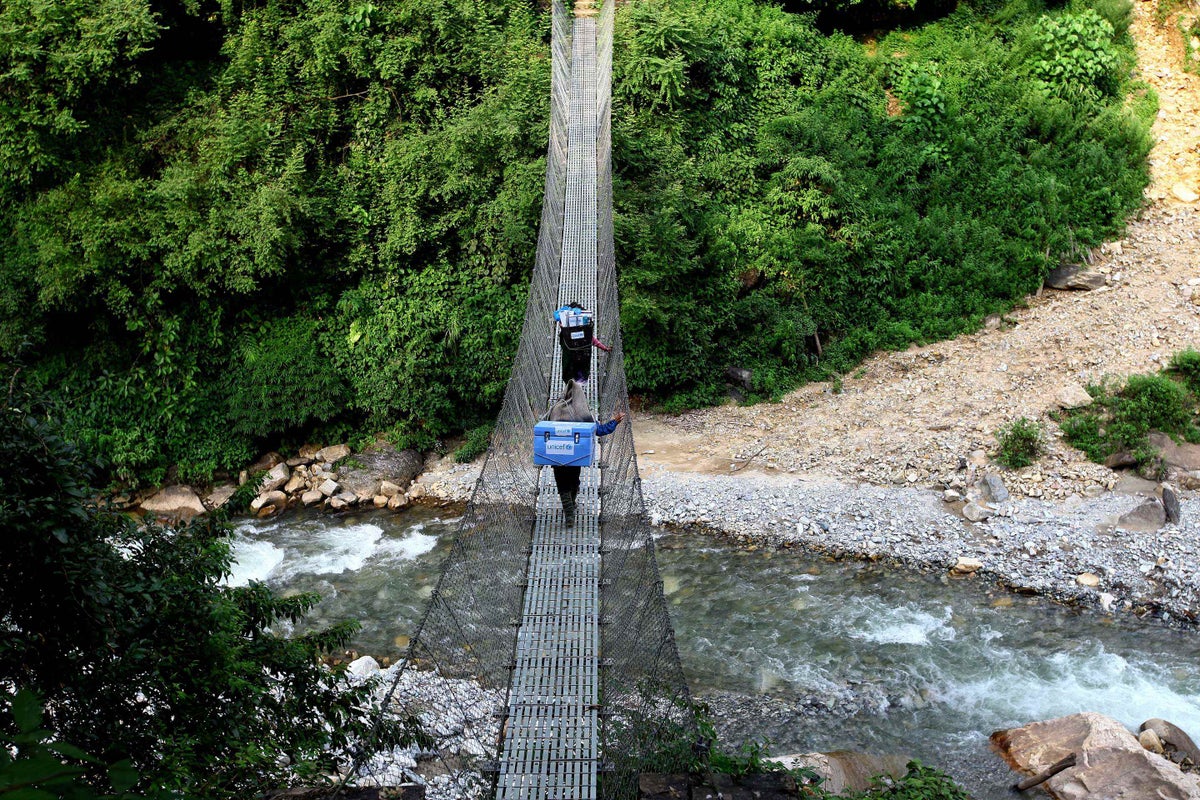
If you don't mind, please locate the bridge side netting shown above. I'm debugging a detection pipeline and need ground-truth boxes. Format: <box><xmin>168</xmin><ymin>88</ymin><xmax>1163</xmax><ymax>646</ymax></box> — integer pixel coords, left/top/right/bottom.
<box><xmin>594</xmin><ymin>1</ymin><xmax>699</xmax><ymax>795</ymax></box>
<box><xmin>349</xmin><ymin>3</ymin><xmax>572</xmax><ymax>795</ymax></box>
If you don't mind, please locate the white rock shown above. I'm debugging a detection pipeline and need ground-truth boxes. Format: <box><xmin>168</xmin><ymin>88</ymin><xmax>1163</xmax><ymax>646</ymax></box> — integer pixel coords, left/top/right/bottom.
<box><xmin>301</xmin><ymin>489</ymin><xmax>324</xmax><ymax>506</ymax></box>
<box><xmin>1139</xmin><ymin>728</ymin><xmax>1164</xmax><ymax>754</ymax></box>
<box><xmin>204</xmin><ymin>484</ymin><xmax>237</xmax><ymax>510</ymax></box>
<box><xmin>319</xmin><ymin>479</ymin><xmax>340</xmax><ymax>497</ymax></box>
<box><xmin>283</xmin><ymin>473</ymin><xmax>306</xmax><ymax>494</ymax></box>
<box><xmin>1170</xmin><ymin>183</ymin><xmax>1198</xmax><ymax>203</ymax></box>
<box><xmin>316</xmin><ymin>443</ymin><xmax>352</xmax><ymax>463</ymax></box>
<box><xmin>962</xmin><ymin>502</ymin><xmax>993</xmax><ymax>522</ymax></box>
<box><xmin>250</xmin><ymin>490</ymin><xmax>287</xmax><ymax>515</ymax></box>
<box><xmin>1056</xmin><ymin>382</ymin><xmax>1093</xmax><ymax>409</ymax></box>
<box><xmin>258</xmin><ymin>462</ymin><xmax>291</xmax><ymax>493</ymax></box>
<box><xmin>1075</xmin><ymin>572</ymin><xmax>1101</xmax><ymax>588</ymax></box>
<box><xmin>380</xmin><ymin>480</ymin><xmax>402</xmax><ymax>497</ymax></box>
<box><xmin>952</xmin><ymin>557</ymin><xmax>984</xmax><ymax>575</ymax></box>
<box><xmin>347</xmin><ymin>655</ymin><xmax>380</xmax><ymax>678</ymax></box>
<box><xmin>141</xmin><ymin>485</ymin><xmax>207</xmax><ymax>519</ymax></box>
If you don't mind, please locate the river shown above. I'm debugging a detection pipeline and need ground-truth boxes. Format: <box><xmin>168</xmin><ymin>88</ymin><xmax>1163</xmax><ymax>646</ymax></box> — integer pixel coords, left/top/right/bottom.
<box><xmin>228</xmin><ymin>507</ymin><xmax>1200</xmax><ymax>798</ymax></box>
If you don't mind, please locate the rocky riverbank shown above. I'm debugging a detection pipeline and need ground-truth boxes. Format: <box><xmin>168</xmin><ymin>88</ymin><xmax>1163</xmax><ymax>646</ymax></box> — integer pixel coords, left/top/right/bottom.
<box><xmin>412</xmin><ymin>448</ymin><xmax>1200</xmax><ymax>626</ymax></box>
<box><xmin>135</xmin><ymin>442</ymin><xmax>434</xmax><ymax>521</ymax></box>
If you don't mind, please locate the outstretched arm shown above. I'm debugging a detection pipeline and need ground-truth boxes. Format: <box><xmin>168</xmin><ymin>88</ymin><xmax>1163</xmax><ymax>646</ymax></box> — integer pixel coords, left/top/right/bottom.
<box><xmin>595</xmin><ymin>410</ymin><xmax>627</xmax><ymax>437</ymax></box>
<box><xmin>592</xmin><ymin>335</ymin><xmax>612</xmax><ymax>353</ymax></box>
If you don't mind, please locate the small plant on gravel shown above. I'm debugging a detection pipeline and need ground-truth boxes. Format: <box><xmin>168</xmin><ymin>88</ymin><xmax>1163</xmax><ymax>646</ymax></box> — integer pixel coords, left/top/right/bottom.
<box><xmin>1060</xmin><ymin>355</ymin><xmax>1200</xmax><ymax>468</ymax></box>
<box><xmin>454</xmin><ymin>423</ymin><xmax>494</xmax><ymax>463</ymax></box>
<box><xmin>854</xmin><ymin>760</ymin><xmax>972</xmax><ymax>799</ymax></box>
<box><xmin>995</xmin><ymin>417</ymin><xmax>1043</xmax><ymax>469</ymax></box>
<box><xmin>1168</xmin><ymin>348</ymin><xmax>1200</xmax><ymax>394</ymax></box>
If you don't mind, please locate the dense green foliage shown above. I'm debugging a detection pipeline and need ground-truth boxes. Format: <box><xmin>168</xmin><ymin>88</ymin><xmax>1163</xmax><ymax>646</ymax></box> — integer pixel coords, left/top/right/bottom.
<box><xmin>612</xmin><ymin>0</ymin><xmax>1150</xmax><ymax>406</ymax></box>
<box><xmin>0</xmin><ymin>0</ymin><xmax>1152</xmax><ymax>483</ymax></box>
<box><xmin>994</xmin><ymin>416</ymin><xmax>1043</xmax><ymax>468</ymax></box>
<box><xmin>0</xmin><ymin>376</ymin><xmax>418</xmax><ymax>796</ymax></box>
<box><xmin>1</xmin><ymin>0</ymin><xmax>546</xmax><ymax>483</ymax></box>
<box><xmin>846</xmin><ymin>761</ymin><xmax>971</xmax><ymax>799</ymax></box>
<box><xmin>1059</xmin><ymin>351</ymin><xmax>1200</xmax><ymax>471</ymax></box>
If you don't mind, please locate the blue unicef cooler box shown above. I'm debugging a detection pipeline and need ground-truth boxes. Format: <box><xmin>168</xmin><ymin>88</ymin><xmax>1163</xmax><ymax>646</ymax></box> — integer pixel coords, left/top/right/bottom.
<box><xmin>533</xmin><ymin>421</ymin><xmax>595</xmax><ymax>467</ymax></box>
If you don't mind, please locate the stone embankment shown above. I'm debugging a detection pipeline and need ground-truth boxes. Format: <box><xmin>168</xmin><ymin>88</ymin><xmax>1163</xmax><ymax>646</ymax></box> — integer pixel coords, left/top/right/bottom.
<box><xmin>136</xmin><ymin>442</ymin><xmax>429</xmax><ymax>522</ymax></box>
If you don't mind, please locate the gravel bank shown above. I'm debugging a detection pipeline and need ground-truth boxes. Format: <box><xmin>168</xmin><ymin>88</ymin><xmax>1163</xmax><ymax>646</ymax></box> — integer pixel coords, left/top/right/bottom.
<box><xmin>418</xmin><ymin>455</ymin><xmax>1200</xmax><ymax>625</ymax></box>
<box><xmin>640</xmin><ymin>469</ymin><xmax>1200</xmax><ymax>625</ymax></box>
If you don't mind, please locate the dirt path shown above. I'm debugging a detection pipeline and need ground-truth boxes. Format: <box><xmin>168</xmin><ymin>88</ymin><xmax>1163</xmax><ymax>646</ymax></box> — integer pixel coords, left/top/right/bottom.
<box><xmin>634</xmin><ymin>4</ymin><xmax>1200</xmax><ymax>500</ymax></box>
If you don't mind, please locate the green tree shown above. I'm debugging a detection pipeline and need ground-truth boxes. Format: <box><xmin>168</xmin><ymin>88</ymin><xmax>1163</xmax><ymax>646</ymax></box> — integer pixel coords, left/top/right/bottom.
<box><xmin>0</xmin><ymin>371</ymin><xmax>419</xmax><ymax>797</ymax></box>
<box><xmin>0</xmin><ymin>0</ymin><xmax>158</xmax><ymax>191</ymax></box>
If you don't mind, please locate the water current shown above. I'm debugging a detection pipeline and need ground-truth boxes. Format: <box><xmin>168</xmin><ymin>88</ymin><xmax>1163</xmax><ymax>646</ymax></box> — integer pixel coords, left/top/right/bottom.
<box><xmin>229</xmin><ymin>508</ymin><xmax>1200</xmax><ymax>798</ymax></box>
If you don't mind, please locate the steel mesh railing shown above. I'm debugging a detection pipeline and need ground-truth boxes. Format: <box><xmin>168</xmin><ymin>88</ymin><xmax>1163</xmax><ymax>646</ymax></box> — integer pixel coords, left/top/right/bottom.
<box><xmin>347</xmin><ymin>1</ymin><xmax>697</xmax><ymax>796</ymax></box>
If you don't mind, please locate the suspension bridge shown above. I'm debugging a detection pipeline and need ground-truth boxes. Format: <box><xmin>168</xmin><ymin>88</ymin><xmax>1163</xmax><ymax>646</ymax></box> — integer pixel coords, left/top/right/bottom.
<box><xmin>355</xmin><ymin>0</ymin><xmax>697</xmax><ymax>797</ymax></box>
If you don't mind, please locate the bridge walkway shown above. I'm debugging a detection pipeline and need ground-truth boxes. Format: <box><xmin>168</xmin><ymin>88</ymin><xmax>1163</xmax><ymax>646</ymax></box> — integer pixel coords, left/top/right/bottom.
<box><xmin>495</xmin><ymin>13</ymin><xmax>603</xmax><ymax>800</ymax></box>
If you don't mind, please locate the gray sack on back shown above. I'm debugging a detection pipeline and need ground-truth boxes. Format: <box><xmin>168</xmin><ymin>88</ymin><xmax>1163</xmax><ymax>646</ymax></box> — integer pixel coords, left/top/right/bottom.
<box><xmin>547</xmin><ymin>379</ymin><xmax>595</xmax><ymax>424</ymax></box>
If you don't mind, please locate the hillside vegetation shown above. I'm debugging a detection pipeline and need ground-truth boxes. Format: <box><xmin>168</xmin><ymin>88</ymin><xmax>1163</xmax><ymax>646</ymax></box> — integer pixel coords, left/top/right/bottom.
<box><xmin>0</xmin><ymin>0</ymin><xmax>1152</xmax><ymax>484</ymax></box>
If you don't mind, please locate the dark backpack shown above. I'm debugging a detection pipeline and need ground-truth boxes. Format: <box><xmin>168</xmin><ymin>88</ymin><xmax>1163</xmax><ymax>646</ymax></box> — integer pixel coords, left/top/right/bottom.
<box><xmin>557</xmin><ymin>308</ymin><xmax>593</xmax><ymax>352</ymax></box>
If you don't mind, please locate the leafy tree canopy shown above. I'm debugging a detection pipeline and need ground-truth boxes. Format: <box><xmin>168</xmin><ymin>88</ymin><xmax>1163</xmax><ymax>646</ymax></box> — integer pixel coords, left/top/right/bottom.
<box><xmin>0</xmin><ymin>0</ymin><xmax>1150</xmax><ymax>482</ymax></box>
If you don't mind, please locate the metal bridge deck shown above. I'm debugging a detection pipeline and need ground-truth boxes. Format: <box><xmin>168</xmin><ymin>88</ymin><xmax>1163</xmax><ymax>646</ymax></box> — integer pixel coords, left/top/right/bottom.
<box><xmin>496</xmin><ymin>14</ymin><xmax>602</xmax><ymax>800</ymax></box>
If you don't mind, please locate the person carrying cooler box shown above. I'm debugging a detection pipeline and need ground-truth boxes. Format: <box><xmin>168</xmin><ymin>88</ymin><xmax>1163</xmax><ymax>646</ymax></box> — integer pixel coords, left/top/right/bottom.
<box><xmin>536</xmin><ymin>379</ymin><xmax>625</xmax><ymax>525</ymax></box>
<box><xmin>554</xmin><ymin>302</ymin><xmax>611</xmax><ymax>385</ymax></box>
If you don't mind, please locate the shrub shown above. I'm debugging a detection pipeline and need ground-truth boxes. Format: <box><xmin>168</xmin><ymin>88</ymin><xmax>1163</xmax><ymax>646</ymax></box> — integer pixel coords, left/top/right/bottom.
<box><xmin>454</xmin><ymin>422</ymin><xmax>494</xmax><ymax>463</ymax></box>
<box><xmin>858</xmin><ymin>760</ymin><xmax>971</xmax><ymax>799</ymax></box>
<box><xmin>1060</xmin><ymin>357</ymin><xmax>1200</xmax><ymax>468</ymax></box>
<box><xmin>1107</xmin><ymin>373</ymin><xmax>1193</xmax><ymax>447</ymax></box>
<box><xmin>1027</xmin><ymin>10</ymin><xmax>1121</xmax><ymax>102</ymax></box>
<box><xmin>1060</xmin><ymin>408</ymin><xmax>1107</xmax><ymax>461</ymax></box>
<box><xmin>1169</xmin><ymin>348</ymin><xmax>1200</xmax><ymax>394</ymax></box>
<box><xmin>995</xmin><ymin>417</ymin><xmax>1042</xmax><ymax>468</ymax></box>
<box><xmin>227</xmin><ymin>316</ymin><xmax>349</xmax><ymax>438</ymax></box>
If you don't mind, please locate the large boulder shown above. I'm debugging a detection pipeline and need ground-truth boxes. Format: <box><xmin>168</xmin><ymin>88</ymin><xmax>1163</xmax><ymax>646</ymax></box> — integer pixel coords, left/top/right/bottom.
<box><xmin>1045</xmin><ymin>264</ymin><xmax>1106</xmax><ymax>291</ymax></box>
<box><xmin>773</xmin><ymin>752</ymin><xmax>910</xmax><ymax>795</ymax></box>
<box><xmin>258</xmin><ymin>462</ymin><xmax>291</xmax><ymax>493</ymax></box>
<box><xmin>337</xmin><ymin>444</ymin><xmax>425</xmax><ymax>499</ymax></box>
<box><xmin>140</xmin><ymin>486</ymin><xmax>206</xmax><ymax>521</ymax></box>
<box><xmin>980</xmin><ymin>473</ymin><xmax>1010</xmax><ymax>504</ymax></box>
<box><xmin>992</xmin><ymin>712</ymin><xmax>1200</xmax><ymax>800</ymax></box>
<box><xmin>1118</xmin><ymin>498</ymin><xmax>1166</xmax><ymax>532</ymax></box>
<box><xmin>1162</xmin><ymin>485</ymin><xmax>1182</xmax><ymax>525</ymax></box>
<box><xmin>1148</xmin><ymin>432</ymin><xmax>1200</xmax><ymax>472</ymax></box>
